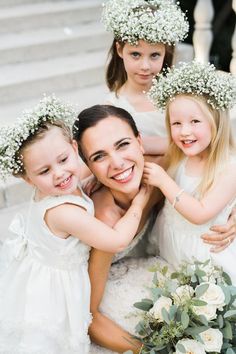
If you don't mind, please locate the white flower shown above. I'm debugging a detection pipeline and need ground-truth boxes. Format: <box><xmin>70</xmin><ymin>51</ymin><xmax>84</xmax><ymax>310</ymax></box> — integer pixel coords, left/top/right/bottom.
<box><xmin>148</xmin><ymin>60</ymin><xmax>236</xmax><ymax>111</ymax></box>
<box><xmin>0</xmin><ymin>95</ymin><xmax>76</xmax><ymax>179</ymax></box>
<box><xmin>176</xmin><ymin>339</ymin><xmax>206</xmax><ymax>354</ymax></box>
<box><xmin>197</xmin><ymin>282</ymin><xmax>225</xmax><ymax>309</ymax></box>
<box><xmin>172</xmin><ymin>285</ymin><xmax>194</xmax><ymax>305</ymax></box>
<box><xmin>199</xmin><ymin>328</ymin><xmax>223</xmax><ymax>353</ymax></box>
<box><xmin>193</xmin><ymin>303</ymin><xmax>217</xmax><ymax>321</ymax></box>
<box><xmin>149</xmin><ymin>296</ymin><xmax>172</xmax><ymax>322</ymax></box>
<box><xmin>101</xmin><ymin>0</ymin><xmax>189</xmax><ymax>45</ymax></box>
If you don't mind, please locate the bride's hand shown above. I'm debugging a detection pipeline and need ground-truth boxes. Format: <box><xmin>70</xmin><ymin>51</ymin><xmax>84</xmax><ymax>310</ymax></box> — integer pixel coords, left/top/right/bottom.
<box><xmin>201</xmin><ymin>208</ymin><xmax>236</xmax><ymax>252</ymax></box>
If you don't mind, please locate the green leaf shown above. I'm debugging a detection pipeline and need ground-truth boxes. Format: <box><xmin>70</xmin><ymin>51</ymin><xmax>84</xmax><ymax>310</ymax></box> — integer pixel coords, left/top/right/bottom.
<box><xmin>224</xmin><ymin>310</ymin><xmax>236</xmax><ymax>319</ymax></box>
<box><xmin>169</xmin><ymin>305</ymin><xmax>177</xmax><ymax>320</ymax></box>
<box><xmin>195</xmin><ymin>269</ymin><xmax>206</xmax><ymax>278</ymax></box>
<box><xmin>176</xmin><ymin>342</ymin><xmax>186</xmax><ymax>353</ymax></box>
<box><xmin>198</xmin><ymin>315</ymin><xmax>208</xmax><ymax>326</ymax></box>
<box><xmin>195</xmin><ymin>283</ymin><xmax>209</xmax><ymax>298</ymax></box>
<box><xmin>181</xmin><ymin>311</ymin><xmax>189</xmax><ymax>329</ymax></box>
<box><xmin>171</xmin><ymin>272</ymin><xmax>180</xmax><ymax>279</ymax></box>
<box><xmin>192</xmin><ymin>299</ymin><xmax>207</xmax><ymax>306</ymax></box>
<box><xmin>223</xmin><ymin>271</ymin><xmax>233</xmax><ymax>285</ymax></box>
<box><xmin>217</xmin><ymin>314</ymin><xmax>224</xmax><ymax>328</ymax></box>
<box><xmin>226</xmin><ymin>348</ymin><xmax>235</xmax><ymax>354</ymax></box>
<box><xmin>222</xmin><ymin>320</ymin><xmax>233</xmax><ymax>340</ymax></box>
<box><xmin>222</xmin><ymin>286</ymin><xmax>231</xmax><ymax>305</ymax></box>
<box><xmin>161</xmin><ymin>307</ymin><xmax>170</xmax><ymax>324</ymax></box>
<box><xmin>133</xmin><ymin>301</ymin><xmax>153</xmax><ymax>311</ymax></box>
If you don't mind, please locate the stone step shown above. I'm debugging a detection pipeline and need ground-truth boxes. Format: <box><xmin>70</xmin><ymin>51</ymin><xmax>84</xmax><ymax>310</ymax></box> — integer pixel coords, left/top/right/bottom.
<box><xmin>0</xmin><ymin>0</ymin><xmax>103</xmax><ymax>34</ymax></box>
<box><xmin>0</xmin><ymin>23</ymin><xmax>111</xmax><ymax>65</ymax></box>
<box><xmin>0</xmin><ymin>50</ymin><xmax>108</xmax><ymax>106</ymax></box>
<box><xmin>0</xmin><ymin>83</ymin><xmax>109</xmax><ymax>126</ymax></box>
<box><xmin>0</xmin><ymin>0</ymin><xmax>51</xmax><ymax>7</ymax></box>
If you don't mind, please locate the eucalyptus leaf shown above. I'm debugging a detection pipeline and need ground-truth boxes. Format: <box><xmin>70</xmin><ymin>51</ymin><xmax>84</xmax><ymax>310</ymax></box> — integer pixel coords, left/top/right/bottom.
<box><xmin>222</xmin><ymin>320</ymin><xmax>233</xmax><ymax>340</ymax></box>
<box><xmin>226</xmin><ymin>348</ymin><xmax>235</xmax><ymax>354</ymax></box>
<box><xmin>181</xmin><ymin>311</ymin><xmax>189</xmax><ymax>329</ymax></box>
<box><xmin>176</xmin><ymin>342</ymin><xmax>186</xmax><ymax>353</ymax></box>
<box><xmin>192</xmin><ymin>299</ymin><xmax>207</xmax><ymax>306</ymax></box>
<box><xmin>161</xmin><ymin>307</ymin><xmax>170</xmax><ymax>324</ymax></box>
<box><xmin>217</xmin><ymin>314</ymin><xmax>224</xmax><ymax>328</ymax></box>
<box><xmin>134</xmin><ymin>301</ymin><xmax>153</xmax><ymax>311</ymax></box>
<box><xmin>195</xmin><ymin>283</ymin><xmax>209</xmax><ymax>298</ymax></box>
<box><xmin>224</xmin><ymin>310</ymin><xmax>236</xmax><ymax>319</ymax></box>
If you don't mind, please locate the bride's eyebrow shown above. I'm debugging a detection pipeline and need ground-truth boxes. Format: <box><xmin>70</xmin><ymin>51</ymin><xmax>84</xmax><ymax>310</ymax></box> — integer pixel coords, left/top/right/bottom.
<box><xmin>114</xmin><ymin>137</ymin><xmax>132</xmax><ymax>147</ymax></box>
<box><xmin>89</xmin><ymin>137</ymin><xmax>132</xmax><ymax>161</ymax></box>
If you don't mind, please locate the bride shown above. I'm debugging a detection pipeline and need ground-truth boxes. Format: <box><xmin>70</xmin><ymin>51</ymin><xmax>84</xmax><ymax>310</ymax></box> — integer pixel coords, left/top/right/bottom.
<box><xmin>73</xmin><ymin>104</ymin><xmax>235</xmax><ymax>354</ymax></box>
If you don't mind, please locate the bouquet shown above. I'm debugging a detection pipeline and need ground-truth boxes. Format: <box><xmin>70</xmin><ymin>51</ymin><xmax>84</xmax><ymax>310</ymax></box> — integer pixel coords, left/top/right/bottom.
<box><xmin>125</xmin><ymin>260</ymin><xmax>236</xmax><ymax>354</ymax></box>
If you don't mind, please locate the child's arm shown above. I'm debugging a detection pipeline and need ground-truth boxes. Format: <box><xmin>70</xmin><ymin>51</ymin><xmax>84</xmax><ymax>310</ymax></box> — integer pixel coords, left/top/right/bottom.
<box><xmin>143</xmin><ymin>161</ymin><xmax>236</xmax><ymax>225</ymax></box>
<box><xmin>46</xmin><ymin>185</ymin><xmax>151</xmax><ymax>253</ymax></box>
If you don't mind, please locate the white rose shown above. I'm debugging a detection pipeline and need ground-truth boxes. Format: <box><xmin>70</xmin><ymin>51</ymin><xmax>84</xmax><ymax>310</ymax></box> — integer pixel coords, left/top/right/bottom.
<box><xmin>199</xmin><ymin>328</ymin><xmax>223</xmax><ymax>352</ymax></box>
<box><xmin>149</xmin><ymin>296</ymin><xmax>172</xmax><ymax>322</ymax></box>
<box><xmin>176</xmin><ymin>339</ymin><xmax>206</xmax><ymax>354</ymax></box>
<box><xmin>173</xmin><ymin>285</ymin><xmax>194</xmax><ymax>305</ymax></box>
<box><xmin>193</xmin><ymin>304</ymin><xmax>217</xmax><ymax>321</ymax></box>
<box><xmin>196</xmin><ymin>282</ymin><xmax>225</xmax><ymax>309</ymax></box>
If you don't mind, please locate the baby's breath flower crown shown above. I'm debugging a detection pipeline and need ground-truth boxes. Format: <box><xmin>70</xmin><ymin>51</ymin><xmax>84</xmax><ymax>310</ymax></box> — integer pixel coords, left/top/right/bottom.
<box><xmin>0</xmin><ymin>95</ymin><xmax>76</xmax><ymax>179</ymax></box>
<box><xmin>101</xmin><ymin>0</ymin><xmax>189</xmax><ymax>45</ymax></box>
<box><xmin>148</xmin><ymin>60</ymin><xmax>236</xmax><ymax>111</ymax></box>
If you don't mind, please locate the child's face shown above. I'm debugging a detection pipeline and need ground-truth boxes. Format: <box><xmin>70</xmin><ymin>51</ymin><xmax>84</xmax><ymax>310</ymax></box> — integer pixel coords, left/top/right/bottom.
<box><xmin>80</xmin><ymin>116</ymin><xmax>144</xmax><ymax>198</ymax></box>
<box><xmin>23</xmin><ymin>127</ymin><xmax>80</xmax><ymax>199</ymax></box>
<box><xmin>168</xmin><ymin>96</ymin><xmax>212</xmax><ymax>159</ymax></box>
<box><xmin>117</xmin><ymin>40</ymin><xmax>165</xmax><ymax>89</ymax></box>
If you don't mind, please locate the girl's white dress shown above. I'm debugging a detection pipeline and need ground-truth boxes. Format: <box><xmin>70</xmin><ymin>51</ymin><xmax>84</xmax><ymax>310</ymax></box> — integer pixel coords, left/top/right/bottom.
<box><xmin>149</xmin><ymin>158</ymin><xmax>236</xmax><ymax>284</ymax></box>
<box><xmin>106</xmin><ymin>92</ymin><xmax>166</xmax><ymax>138</ymax></box>
<box><xmin>0</xmin><ymin>191</ymin><xmax>94</xmax><ymax>354</ymax></box>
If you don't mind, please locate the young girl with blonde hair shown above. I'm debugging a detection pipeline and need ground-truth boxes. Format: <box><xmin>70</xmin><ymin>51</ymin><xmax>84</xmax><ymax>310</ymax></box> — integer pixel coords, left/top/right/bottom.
<box><xmin>102</xmin><ymin>0</ymin><xmax>189</xmax><ymax>156</ymax></box>
<box><xmin>0</xmin><ymin>96</ymin><xmax>150</xmax><ymax>353</ymax></box>
<box><xmin>144</xmin><ymin>61</ymin><xmax>236</xmax><ymax>282</ymax></box>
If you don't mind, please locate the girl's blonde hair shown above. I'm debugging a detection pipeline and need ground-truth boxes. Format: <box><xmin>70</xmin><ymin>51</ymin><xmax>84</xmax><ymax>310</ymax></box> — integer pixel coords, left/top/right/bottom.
<box><xmin>165</xmin><ymin>94</ymin><xmax>236</xmax><ymax>197</ymax></box>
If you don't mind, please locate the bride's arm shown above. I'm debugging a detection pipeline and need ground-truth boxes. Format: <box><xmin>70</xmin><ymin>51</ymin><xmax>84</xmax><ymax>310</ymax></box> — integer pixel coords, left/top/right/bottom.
<box><xmin>88</xmin><ymin>190</ymin><xmax>141</xmax><ymax>353</ymax></box>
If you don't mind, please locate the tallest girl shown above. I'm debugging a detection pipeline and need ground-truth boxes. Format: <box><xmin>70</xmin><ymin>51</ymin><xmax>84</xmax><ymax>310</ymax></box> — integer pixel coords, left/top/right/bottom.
<box><xmin>102</xmin><ymin>0</ymin><xmax>189</xmax><ymax>156</ymax></box>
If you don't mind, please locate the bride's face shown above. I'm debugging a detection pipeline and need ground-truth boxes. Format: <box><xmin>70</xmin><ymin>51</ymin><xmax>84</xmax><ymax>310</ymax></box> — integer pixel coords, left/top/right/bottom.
<box><xmin>80</xmin><ymin>116</ymin><xmax>144</xmax><ymax>195</ymax></box>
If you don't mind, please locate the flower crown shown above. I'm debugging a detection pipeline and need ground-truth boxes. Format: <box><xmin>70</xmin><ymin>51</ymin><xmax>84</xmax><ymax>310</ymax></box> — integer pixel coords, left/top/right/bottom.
<box><xmin>101</xmin><ymin>0</ymin><xmax>189</xmax><ymax>45</ymax></box>
<box><xmin>148</xmin><ymin>60</ymin><xmax>236</xmax><ymax>111</ymax></box>
<box><xmin>0</xmin><ymin>95</ymin><xmax>76</xmax><ymax>179</ymax></box>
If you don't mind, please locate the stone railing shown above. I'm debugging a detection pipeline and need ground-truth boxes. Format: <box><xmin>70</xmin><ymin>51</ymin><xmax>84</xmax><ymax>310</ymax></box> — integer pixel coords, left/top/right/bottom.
<box><xmin>192</xmin><ymin>0</ymin><xmax>236</xmax><ymax>73</ymax></box>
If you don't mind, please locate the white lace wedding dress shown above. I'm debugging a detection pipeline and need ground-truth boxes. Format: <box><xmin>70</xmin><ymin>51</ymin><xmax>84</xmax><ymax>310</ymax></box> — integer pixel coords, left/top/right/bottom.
<box><xmin>90</xmin><ymin>211</ymin><xmax>167</xmax><ymax>354</ymax></box>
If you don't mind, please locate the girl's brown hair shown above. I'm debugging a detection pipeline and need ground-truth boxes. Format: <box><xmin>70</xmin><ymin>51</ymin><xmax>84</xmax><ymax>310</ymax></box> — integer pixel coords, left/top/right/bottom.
<box><xmin>106</xmin><ymin>39</ymin><xmax>174</xmax><ymax>94</ymax></box>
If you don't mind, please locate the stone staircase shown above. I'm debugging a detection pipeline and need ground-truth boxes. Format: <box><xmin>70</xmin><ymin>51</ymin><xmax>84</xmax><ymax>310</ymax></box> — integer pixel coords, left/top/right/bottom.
<box><xmin>0</xmin><ymin>0</ymin><xmax>111</xmax><ymax>126</ymax></box>
<box><xmin>0</xmin><ymin>0</ymin><xmax>112</xmax><ymax>240</ymax></box>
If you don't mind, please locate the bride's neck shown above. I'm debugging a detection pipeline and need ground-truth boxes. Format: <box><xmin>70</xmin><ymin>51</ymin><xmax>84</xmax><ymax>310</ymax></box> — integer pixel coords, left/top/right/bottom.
<box><xmin>111</xmin><ymin>189</ymin><xmax>139</xmax><ymax>210</ymax></box>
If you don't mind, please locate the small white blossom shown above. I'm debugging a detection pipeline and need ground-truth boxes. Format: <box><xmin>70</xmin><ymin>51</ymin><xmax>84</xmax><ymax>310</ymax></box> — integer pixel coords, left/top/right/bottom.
<box><xmin>101</xmin><ymin>0</ymin><xmax>189</xmax><ymax>45</ymax></box>
<box><xmin>172</xmin><ymin>285</ymin><xmax>194</xmax><ymax>305</ymax></box>
<box><xmin>148</xmin><ymin>60</ymin><xmax>236</xmax><ymax>111</ymax></box>
<box><xmin>176</xmin><ymin>339</ymin><xmax>206</xmax><ymax>354</ymax></box>
<box><xmin>149</xmin><ymin>295</ymin><xmax>172</xmax><ymax>322</ymax></box>
<box><xmin>199</xmin><ymin>328</ymin><xmax>223</xmax><ymax>353</ymax></box>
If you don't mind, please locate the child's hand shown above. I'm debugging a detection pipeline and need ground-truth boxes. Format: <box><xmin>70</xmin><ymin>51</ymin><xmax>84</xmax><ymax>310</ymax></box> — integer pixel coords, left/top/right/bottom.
<box><xmin>81</xmin><ymin>175</ymin><xmax>102</xmax><ymax>196</ymax></box>
<box><xmin>143</xmin><ymin>162</ymin><xmax>166</xmax><ymax>187</ymax></box>
<box><xmin>132</xmin><ymin>184</ymin><xmax>152</xmax><ymax>209</ymax></box>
